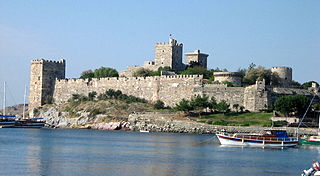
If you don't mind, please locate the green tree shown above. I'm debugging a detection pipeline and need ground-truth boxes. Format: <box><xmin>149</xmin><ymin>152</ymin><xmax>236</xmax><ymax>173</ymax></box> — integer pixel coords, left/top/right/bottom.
<box><xmin>133</xmin><ymin>68</ymin><xmax>154</xmax><ymax>77</ymax></box>
<box><xmin>180</xmin><ymin>66</ymin><xmax>212</xmax><ymax>79</ymax></box>
<box><xmin>274</xmin><ymin>95</ymin><xmax>310</xmax><ymax>117</ymax></box>
<box><xmin>94</xmin><ymin>67</ymin><xmax>119</xmax><ymax>78</ymax></box>
<box><xmin>233</xmin><ymin>104</ymin><xmax>240</xmax><ymax>112</ymax></box>
<box><xmin>88</xmin><ymin>91</ymin><xmax>97</xmax><ymax>101</ymax></box>
<box><xmin>190</xmin><ymin>95</ymin><xmax>210</xmax><ymax>111</ymax></box>
<box><xmin>239</xmin><ymin>106</ymin><xmax>245</xmax><ymax>113</ymax></box>
<box><xmin>216</xmin><ymin>100</ymin><xmax>230</xmax><ymax>114</ymax></box>
<box><xmin>221</xmin><ymin>81</ymin><xmax>233</xmax><ymax>87</ymax></box>
<box><xmin>80</xmin><ymin>70</ymin><xmax>94</xmax><ymax>79</ymax></box>
<box><xmin>175</xmin><ymin>99</ymin><xmax>193</xmax><ymax>112</ymax></box>
<box><xmin>243</xmin><ymin>65</ymin><xmax>280</xmax><ymax>86</ymax></box>
<box><xmin>291</xmin><ymin>80</ymin><xmax>302</xmax><ymax>87</ymax></box>
<box><xmin>302</xmin><ymin>81</ymin><xmax>319</xmax><ymax>89</ymax></box>
<box><xmin>208</xmin><ymin>97</ymin><xmax>217</xmax><ymax>111</ymax></box>
<box><xmin>154</xmin><ymin>100</ymin><xmax>165</xmax><ymax>109</ymax></box>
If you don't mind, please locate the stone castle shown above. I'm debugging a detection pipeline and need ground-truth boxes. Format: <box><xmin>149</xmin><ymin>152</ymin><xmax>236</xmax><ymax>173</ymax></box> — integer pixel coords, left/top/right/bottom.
<box><xmin>28</xmin><ymin>38</ymin><xmax>319</xmax><ymax>116</ymax></box>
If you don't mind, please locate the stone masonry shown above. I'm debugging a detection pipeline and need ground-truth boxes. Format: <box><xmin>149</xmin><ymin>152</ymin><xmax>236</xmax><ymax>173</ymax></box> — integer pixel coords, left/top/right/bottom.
<box><xmin>120</xmin><ymin>38</ymin><xmax>208</xmax><ymax>77</ymax></box>
<box><xmin>28</xmin><ymin>38</ymin><xmax>319</xmax><ymax>116</ymax></box>
<box><xmin>29</xmin><ymin>59</ymin><xmax>65</xmax><ymax>110</ymax></box>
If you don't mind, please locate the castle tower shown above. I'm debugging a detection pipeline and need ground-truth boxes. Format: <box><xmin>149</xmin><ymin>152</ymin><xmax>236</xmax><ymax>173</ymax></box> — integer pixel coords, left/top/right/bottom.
<box><xmin>185</xmin><ymin>50</ymin><xmax>209</xmax><ymax>68</ymax></box>
<box><xmin>154</xmin><ymin>37</ymin><xmax>183</xmax><ymax>72</ymax></box>
<box><xmin>271</xmin><ymin>66</ymin><xmax>292</xmax><ymax>86</ymax></box>
<box><xmin>213</xmin><ymin>72</ymin><xmax>242</xmax><ymax>86</ymax></box>
<box><xmin>29</xmin><ymin>59</ymin><xmax>66</xmax><ymax>110</ymax></box>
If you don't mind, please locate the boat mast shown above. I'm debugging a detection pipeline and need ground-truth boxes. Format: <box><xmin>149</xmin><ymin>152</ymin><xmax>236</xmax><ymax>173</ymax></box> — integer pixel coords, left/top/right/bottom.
<box><xmin>23</xmin><ymin>84</ymin><xmax>26</xmax><ymax>119</ymax></box>
<box><xmin>3</xmin><ymin>82</ymin><xmax>6</xmax><ymax>115</ymax></box>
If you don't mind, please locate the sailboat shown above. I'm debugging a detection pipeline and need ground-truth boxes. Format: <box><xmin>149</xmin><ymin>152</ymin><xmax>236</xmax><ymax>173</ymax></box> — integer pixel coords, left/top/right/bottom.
<box><xmin>300</xmin><ymin>113</ymin><xmax>320</xmax><ymax>145</ymax></box>
<box><xmin>0</xmin><ymin>82</ymin><xmax>16</xmax><ymax>128</ymax></box>
<box><xmin>14</xmin><ymin>85</ymin><xmax>46</xmax><ymax>128</ymax></box>
<box><xmin>298</xmin><ymin>87</ymin><xmax>320</xmax><ymax>145</ymax></box>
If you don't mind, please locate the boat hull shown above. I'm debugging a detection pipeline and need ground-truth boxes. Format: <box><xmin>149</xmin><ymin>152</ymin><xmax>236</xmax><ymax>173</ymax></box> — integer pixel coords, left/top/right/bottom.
<box><xmin>216</xmin><ymin>134</ymin><xmax>299</xmax><ymax>147</ymax></box>
<box><xmin>300</xmin><ymin>139</ymin><xmax>320</xmax><ymax>145</ymax></box>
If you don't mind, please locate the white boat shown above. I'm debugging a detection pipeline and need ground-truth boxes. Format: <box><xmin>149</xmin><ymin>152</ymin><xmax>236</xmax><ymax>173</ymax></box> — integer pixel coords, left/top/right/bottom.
<box><xmin>216</xmin><ymin>129</ymin><xmax>299</xmax><ymax>147</ymax></box>
<box><xmin>301</xmin><ymin>160</ymin><xmax>320</xmax><ymax>176</ymax></box>
<box><xmin>139</xmin><ymin>130</ymin><xmax>150</xmax><ymax>133</ymax></box>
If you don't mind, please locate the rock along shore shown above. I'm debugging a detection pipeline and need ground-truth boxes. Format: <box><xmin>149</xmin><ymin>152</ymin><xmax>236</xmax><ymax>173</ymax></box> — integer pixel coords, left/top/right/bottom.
<box><xmin>39</xmin><ymin>106</ymin><xmax>317</xmax><ymax>136</ymax></box>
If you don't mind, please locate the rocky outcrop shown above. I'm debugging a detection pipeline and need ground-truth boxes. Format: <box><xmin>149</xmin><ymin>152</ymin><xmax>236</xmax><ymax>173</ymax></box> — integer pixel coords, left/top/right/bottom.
<box><xmin>38</xmin><ymin>106</ymin><xmax>128</xmax><ymax>129</ymax></box>
<box><xmin>37</xmin><ymin>106</ymin><xmax>317</xmax><ymax>136</ymax></box>
<box><xmin>128</xmin><ymin>112</ymin><xmax>317</xmax><ymax>136</ymax></box>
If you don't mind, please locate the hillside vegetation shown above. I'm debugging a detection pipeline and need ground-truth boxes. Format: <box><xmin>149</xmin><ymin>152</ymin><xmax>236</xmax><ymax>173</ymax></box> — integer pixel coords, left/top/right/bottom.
<box><xmin>194</xmin><ymin>112</ymin><xmax>273</xmax><ymax>127</ymax></box>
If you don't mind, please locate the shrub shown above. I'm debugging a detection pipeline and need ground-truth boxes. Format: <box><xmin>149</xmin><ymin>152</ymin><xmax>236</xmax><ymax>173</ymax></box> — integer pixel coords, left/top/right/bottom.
<box><xmin>154</xmin><ymin>100</ymin><xmax>165</xmax><ymax>109</ymax></box>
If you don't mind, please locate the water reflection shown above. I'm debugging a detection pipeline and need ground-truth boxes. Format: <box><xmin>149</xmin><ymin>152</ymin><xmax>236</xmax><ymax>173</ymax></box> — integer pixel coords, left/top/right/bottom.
<box><xmin>0</xmin><ymin>129</ymin><xmax>319</xmax><ymax>176</ymax></box>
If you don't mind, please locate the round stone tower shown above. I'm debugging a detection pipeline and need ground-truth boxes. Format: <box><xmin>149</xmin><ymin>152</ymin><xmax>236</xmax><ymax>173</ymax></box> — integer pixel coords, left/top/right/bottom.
<box><xmin>271</xmin><ymin>66</ymin><xmax>292</xmax><ymax>86</ymax></box>
<box><xmin>213</xmin><ymin>72</ymin><xmax>242</xmax><ymax>86</ymax></box>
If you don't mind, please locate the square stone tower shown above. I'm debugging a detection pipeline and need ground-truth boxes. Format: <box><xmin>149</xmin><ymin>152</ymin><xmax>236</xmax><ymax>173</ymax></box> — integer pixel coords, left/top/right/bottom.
<box><xmin>29</xmin><ymin>59</ymin><xmax>65</xmax><ymax>110</ymax></box>
<box><xmin>154</xmin><ymin>38</ymin><xmax>184</xmax><ymax>72</ymax></box>
<box><xmin>185</xmin><ymin>50</ymin><xmax>209</xmax><ymax>69</ymax></box>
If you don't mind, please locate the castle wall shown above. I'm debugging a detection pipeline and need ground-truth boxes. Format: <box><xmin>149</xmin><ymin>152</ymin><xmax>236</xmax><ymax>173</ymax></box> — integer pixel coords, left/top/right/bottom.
<box><xmin>203</xmin><ymin>84</ymin><xmax>245</xmax><ymax>110</ymax></box>
<box><xmin>53</xmin><ymin>75</ymin><xmax>203</xmax><ymax>107</ymax></box>
<box><xmin>243</xmin><ymin>80</ymin><xmax>269</xmax><ymax>111</ymax></box>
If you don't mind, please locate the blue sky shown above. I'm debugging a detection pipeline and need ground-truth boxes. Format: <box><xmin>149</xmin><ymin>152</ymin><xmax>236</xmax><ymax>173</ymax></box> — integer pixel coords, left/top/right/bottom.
<box><xmin>0</xmin><ymin>0</ymin><xmax>319</xmax><ymax>106</ymax></box>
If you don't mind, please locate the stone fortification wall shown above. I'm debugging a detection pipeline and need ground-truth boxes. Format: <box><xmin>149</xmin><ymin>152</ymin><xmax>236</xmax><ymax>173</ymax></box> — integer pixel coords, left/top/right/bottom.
<box><xmin>244</xmin><ymin>80</ymin><xmax>269</xmax><ymax>111</ymax></box>
<box><xmin>203</xmin><ymin>84</ymin><xmax>245</xmax><ymax>110</ymax></box>
<box><xmin>267</xmin><ymin>86</ymin><xmax>317</xmax><ymax>105</ymax></box>
<box><xmin>53</xmin><ymin>75</ymin><xmax>203</xmax><ymax>107</ymax></box>
<box><xmin>29</xmin><ymin>59</ymin><xmax>65</xmax><ymax>109</ymax></box>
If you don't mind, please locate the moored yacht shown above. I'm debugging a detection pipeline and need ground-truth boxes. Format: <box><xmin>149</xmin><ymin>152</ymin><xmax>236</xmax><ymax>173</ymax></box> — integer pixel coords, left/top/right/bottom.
<box><xmin>0</xmin><ymin>115</ymin><xmax>16</xmax><ymax>128</ymax></box>
<box><xmin>216</xmin><ymin>129</ymin><xmax>299</xmax><ymax>147</ymax></box>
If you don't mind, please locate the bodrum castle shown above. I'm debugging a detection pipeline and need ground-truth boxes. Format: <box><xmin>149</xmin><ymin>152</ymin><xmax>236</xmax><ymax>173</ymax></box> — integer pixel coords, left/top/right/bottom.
<box><xmin>28</xmin><ymin>37</ymin><xmax>319</xmax><ymax>116</ymax></box>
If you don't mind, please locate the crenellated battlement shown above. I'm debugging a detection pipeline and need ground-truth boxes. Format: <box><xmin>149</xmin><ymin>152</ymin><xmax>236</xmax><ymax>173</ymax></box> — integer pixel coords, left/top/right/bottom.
<box><xmin>31</xmin><ymin>59</ymin><xmax>65</xmax><ymax>64</ymax></box>
<box><xmin>56</xmin><ymin>74</ymin><xmax>203</xmax><ymax>85</ymax></box>
<box><xmin>271</xmin><ymin>66</ymin><xmax>292</xmax><ymax>70</ymax></box>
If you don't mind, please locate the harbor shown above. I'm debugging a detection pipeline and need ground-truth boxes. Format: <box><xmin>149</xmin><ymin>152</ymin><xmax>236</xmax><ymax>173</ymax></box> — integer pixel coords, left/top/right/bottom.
<box><xmin>0</xmin><ymin>128</ymin><xmax>317</xmax><ymax>176</ymax></box>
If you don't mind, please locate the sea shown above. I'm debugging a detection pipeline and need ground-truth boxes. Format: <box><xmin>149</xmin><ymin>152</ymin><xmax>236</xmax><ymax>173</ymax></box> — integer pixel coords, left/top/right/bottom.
<box><xmin>0</xmin><ymin>128</ymin><xmax>318</xmax><ymax>176</ymax></box>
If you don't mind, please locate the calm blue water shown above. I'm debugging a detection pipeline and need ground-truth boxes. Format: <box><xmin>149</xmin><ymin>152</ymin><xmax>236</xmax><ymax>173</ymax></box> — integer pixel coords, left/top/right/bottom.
<box><xmin>0</xmin><ymin>129</ymin><xmax>318</xmax><ymax>176</ymax></box>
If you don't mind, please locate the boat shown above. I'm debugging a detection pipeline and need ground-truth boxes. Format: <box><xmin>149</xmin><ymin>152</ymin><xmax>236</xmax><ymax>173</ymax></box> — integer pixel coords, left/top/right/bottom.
<box><xmin>13</xmin><ymin>85</ymin><xmax>46</xmax><ymax>128</ymax></box>
<box><xmin>298</xmin><ymin>87</ymin><xmax>320</xmax><ymax>145</ymax></box>
<box><xmin>0</xmin><ymin>115</ymin><xmax>16</xmax><ymax>128</ymax></box>
<box><xmin>301</xmin><ymin>160</ymin><xmax>320</xmax><ymax>176</ymax></box>
<box><xmin>300</xmin><ymin>136</ymin><xmax>320</xmax><ymax>145</ymax></box>
<box><xmin>139</xmin><ymin>130</ymin><xmax>150</xmax><ymax>133</ymax></box>
<box><xmin>14</xmin><ymin>118</ymin><xmax>46</xmax><ymax>128</ymax></box>
<box><xmin>216</xmin><ymin>129</ymin><xmax>299</xmax><ymax>147</ymax></box>
<box><xmin>0</xmin><ymin>82</ymin><xmax>16</xmax><ymax>128</ymax></box>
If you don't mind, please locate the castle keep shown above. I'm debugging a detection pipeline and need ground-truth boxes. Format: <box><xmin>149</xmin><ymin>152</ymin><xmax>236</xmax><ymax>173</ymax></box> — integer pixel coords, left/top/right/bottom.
<box><xmin>28</xmin><ymin>38</ymin><xmax>318</xmax><ymax>116</ymax></box>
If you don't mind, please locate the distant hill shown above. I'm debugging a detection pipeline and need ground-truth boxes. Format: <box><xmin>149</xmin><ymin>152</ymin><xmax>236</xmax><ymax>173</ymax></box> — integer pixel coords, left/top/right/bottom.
<box><xmin>0</xmin><ymin>104</ymin><xmax>28</xmax><ymax>117</ymax></box>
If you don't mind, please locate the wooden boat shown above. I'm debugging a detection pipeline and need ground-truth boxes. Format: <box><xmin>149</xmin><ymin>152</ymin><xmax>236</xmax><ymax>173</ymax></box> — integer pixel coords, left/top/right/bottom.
<box><xmin>300</xmin><ymin>136</ymin><xmax>320</xmax><ymax>145</ymax></box>
<box><xmin>216</xmin><ymin>129</ymin><xmax>299</xmax><ymax>147</ymax></box>
<box><xmin>0</xmin><ymin>115</ymin><xmax>16</xmax><ymax>128</ymax></box>
<box><xmin>14</xmin><ymin>118</ymin><xmax>46</xmax><ymax>128</ymax></box>
<box><xmin>13</xmin><ymin>85</ymin><xmax>46</xmax><ymax>128</ymax></box>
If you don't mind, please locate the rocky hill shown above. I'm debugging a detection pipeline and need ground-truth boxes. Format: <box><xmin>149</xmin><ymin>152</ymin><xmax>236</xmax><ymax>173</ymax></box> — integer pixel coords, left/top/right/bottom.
<box><xmin>0</xmin><ymin>104</ymin><xmax>28</xmax><ymax>117</ymax></box>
